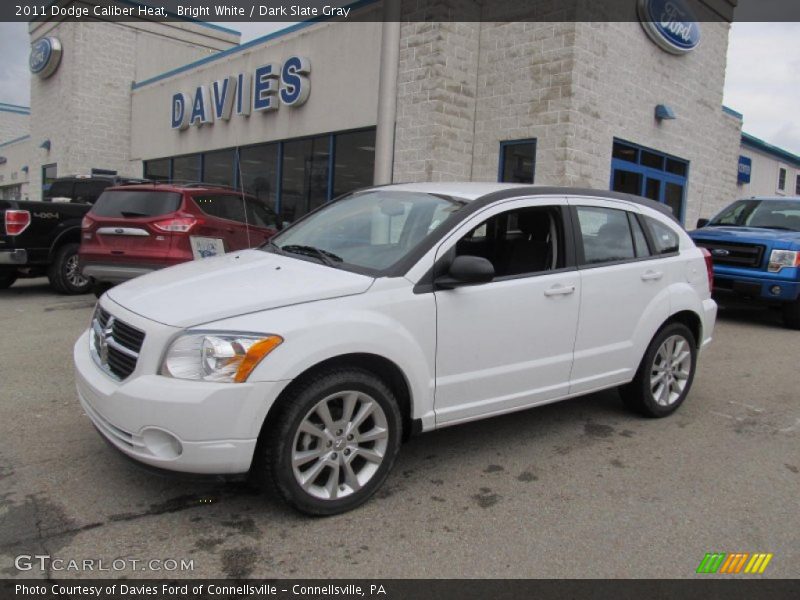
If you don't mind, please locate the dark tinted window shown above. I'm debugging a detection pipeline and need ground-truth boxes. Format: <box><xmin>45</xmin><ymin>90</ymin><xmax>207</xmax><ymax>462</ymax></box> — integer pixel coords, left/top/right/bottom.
<box><xmin>203</xmin><ymin>150</ymin><xmax>235</xmax><ymax>188</ymax></box>
<box><xmin>499</xmin><ymin>140</ymin><xmax>536</xmax><ymax>184</ymax></box>
<box><xmin>240</xmin><ymin>143</ymin><xmax>279</xmax><ymax>212</ymax></box>
<box><xmin>245</xmin><ymin>199</ymin><xmax>277</xmax><ymax>228</ymax></box>
<box><xmin>646</xmin><ymin>217</ymin><xmax>680</xmax><ymax>254</ymax></box>
<box><xmin>73</xmin><ymin>180</ymin><xmax>110</xmax><ymax>204</ymax></box>
<box><xmin>46</xmin><ymin>179</ymin><xmax>72</xmax><ymax>199</ymax></box>
<box><xmin>281</xmin><ymin>136</ymin><xmax>329</xmax><ymax>222</ymax></box>
<box><xmin>172</xmin><ymin>155</ymin><xmax>200</xmax><ymax>183</ymax></box>
<box><xmin>91</xmin><ymin>191</ymin><xmax>181</xmax><ymax>217</ymax></box>
<box><xmin>778</xmin><ymin>168</ymin><xmax>787</xmax><ymax>191</ymax></box>
<box><xmin>577</xmin><ymin>207</ymin><xmax>635</xmax><ymax>265</ymax></box>
<box><xmin>194</xmin><ymin>194</ymin><xmax>246</xmax><ymax>223</ymax></box>
<box><xmin>144</xmin><ymin>159</ymin><xmax>170</xmax><ymax>182</ymax></box>
<box><xmin>334</xmin><ymin>130</ymin><xmax>376</xmax><ymax>196</ymax></box>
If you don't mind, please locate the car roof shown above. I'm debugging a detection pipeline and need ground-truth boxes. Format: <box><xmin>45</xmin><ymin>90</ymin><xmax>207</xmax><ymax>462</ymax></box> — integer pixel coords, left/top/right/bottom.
<box><xmin>363</xmin><ymin>182</ymin><xmax>678</xmax><ymax>222</ymax></box>
<box><xmin>742</xmin><ymin>196</ymin><xmax>800</xmax><ymax>201</ymax></box>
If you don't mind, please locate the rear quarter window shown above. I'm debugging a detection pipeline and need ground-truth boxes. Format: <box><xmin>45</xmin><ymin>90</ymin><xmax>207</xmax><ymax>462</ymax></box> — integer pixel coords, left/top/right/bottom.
<box><xmin>91</xmin><ymin>191</ymin><xmax>182</xmax><ymax>217</ymax></box>
<box><xmin>646</xmin><ymin>217</ymin><xmax>680</xmax><ymax>254</ymax></box>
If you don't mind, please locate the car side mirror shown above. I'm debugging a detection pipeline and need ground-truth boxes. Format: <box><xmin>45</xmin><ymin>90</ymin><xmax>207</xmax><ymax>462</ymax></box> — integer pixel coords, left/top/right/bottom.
<box><xmin>435</xmin><ymin>255</ymin><xmax>495</xmax><ymax>289</ymax></box>
<box><xmin>696</xmin><ymin>218</ymin><xmax>709</xmax><ymax>228</ymax></box>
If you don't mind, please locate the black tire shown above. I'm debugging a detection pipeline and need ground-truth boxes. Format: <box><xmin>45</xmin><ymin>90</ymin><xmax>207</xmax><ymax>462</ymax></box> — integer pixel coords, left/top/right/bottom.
<box><xmin>619</xmin><ymin>322</ymin><xmax>698</xmax><ymax>418</ymax></box>
<box><xmin>0</xmin><ymin>269</ymin><xmax>17</xmax><ymax>290</ymax></box>
<box><xmin>47</xmin><ymin>243</ymin><xmax>92</xmax><ymax>295</ymax></box>
<box><xmin>782</xmin><ymin>300</ymin><xmax>800</xmax><ymax>330</ymax></box>
<box><xmin>253</xmin><ymin>367</ymin><xmax>403</xmax><ymax>516</ymax></box>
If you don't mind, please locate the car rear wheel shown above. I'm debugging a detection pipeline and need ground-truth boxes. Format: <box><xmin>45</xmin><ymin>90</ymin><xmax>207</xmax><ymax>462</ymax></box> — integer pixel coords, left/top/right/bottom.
<box><xmin>619</xmin><ymin>322</ymin><xmax>697</xmax><ymax>418</ymax></box>
<box><xmin>48</xmin><ymin>243</ymin><xmax>92</xmax><ymax>295</ymax></box>
<box><xmin>782</xmin><ymin>299</ymin><xmax>800</xmax><ymax>330</ymax></box>
<box><xmin>0</xmin><ymin>269</ymin><xmax>18</xmax><ymax>289</ymax></box>
<box><xmin>255</xmin><ymin>367</ymin><xmax>402</xmax><ymax>515</ymax></box>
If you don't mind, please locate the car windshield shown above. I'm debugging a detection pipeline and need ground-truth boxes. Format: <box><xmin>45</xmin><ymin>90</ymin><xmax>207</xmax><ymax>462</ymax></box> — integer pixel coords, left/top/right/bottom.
<box><xmin>708</xmin><ymin>199</ymin><xmax>800</xmax><ymax>231</ymax></box>
<box><xmin>266</xmin><ymin>191</ymin><xmax>465</xmax><ymax>273</ymax></box>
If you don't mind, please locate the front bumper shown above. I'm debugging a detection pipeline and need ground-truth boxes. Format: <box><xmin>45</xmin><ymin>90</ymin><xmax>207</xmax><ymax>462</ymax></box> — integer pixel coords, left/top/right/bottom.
<box><xmin>0</xmin><ymin>248</ymin><xmax>27</xmax><ymax>265</ymax></box>
<box><xmin>713</xmin><ymin>270</ymin><xmax>800</xmax><ymax>302</ymax></box>
<box><xmin>74</xmin><ymin>328</ymin><xmax>290</xmax><ymax>475</ymax></box>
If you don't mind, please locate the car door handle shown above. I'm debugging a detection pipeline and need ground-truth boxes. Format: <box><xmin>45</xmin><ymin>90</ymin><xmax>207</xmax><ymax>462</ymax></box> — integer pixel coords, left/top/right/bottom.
<box><xmin>544</xmin><ymin>285</ymin><xmax>576</xmax><ymax>297</ymax></box>
<box><xmin>641</xmin><ymin>270</ymin><xmax>664</xmax><ymax>281</ymax></box>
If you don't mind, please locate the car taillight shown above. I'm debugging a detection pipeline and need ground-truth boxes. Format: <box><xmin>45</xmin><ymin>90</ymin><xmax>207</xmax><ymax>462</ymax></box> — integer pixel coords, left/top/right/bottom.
<box><xmin>700</xmin><ymin>247</ymin><xmax>714</xmax><ymax>291</ymax></box>
<box><xmin>81</xmin><ymin>215</ymin><xmax>93</xmax><ymax>230</ymax></box>
<box><xmin>5</xmin><ymin>210</ymin><xmax>31</xmax><ymax>236</ymax></box>
<box><xmin>152</xmin><ymin>216</ymin><xmax>199</xmax><ymax>233</ymax></box>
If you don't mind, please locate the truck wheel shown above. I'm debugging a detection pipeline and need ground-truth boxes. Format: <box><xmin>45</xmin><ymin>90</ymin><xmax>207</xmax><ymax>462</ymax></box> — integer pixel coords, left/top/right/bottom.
<box><xmin>782</xmin><ymin>299</ymin><xmax>800</xmax><ymax>330</ymax></box>
<box><xmin>619</xmin><ymin>322</ymin><xmax>697</xmax><ymax>418</ymax></box>
<box><xmin>0</xmin><ymin>269</ymin><xmax>18</xmax><ymax>289</ymax></box>
<box><xmin>254</xmin><ymin>367</ymin><xmax>402</xmax><ymax>515</ymax></box>
<box><xmin>48</xmin><ymin>243</ymin><xmax>92</xmax><ymax>295</ymax></box>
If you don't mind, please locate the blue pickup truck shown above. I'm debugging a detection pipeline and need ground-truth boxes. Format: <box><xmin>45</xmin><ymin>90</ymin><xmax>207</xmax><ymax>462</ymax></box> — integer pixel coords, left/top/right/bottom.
<box><xmin>690</xmin><ymin>196</ymin><xmax>800</xmax><ymax>329</ymax></box>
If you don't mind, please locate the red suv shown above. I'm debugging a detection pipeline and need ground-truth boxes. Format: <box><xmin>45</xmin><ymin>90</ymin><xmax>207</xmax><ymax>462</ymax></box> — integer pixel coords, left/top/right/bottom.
<box><xmin>79</xmin><ymin>183</ymin><xmax>278</xmax><ymax>292</ymax></box>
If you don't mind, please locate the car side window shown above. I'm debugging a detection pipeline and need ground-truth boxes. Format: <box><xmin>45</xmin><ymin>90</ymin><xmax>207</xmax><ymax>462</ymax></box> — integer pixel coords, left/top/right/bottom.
<box><xmin>645</xmin><ymin>217</ymin><xmax>680</xmax><ymax>254</ymax></box>
<box><xmin>629</xmin><ymin>214</ymin><xmax>651</xmax><ymax>258</ymax></box>
<box><xmin>194</xmin><ymin>195</ymin><xmax>246</xmax><ymax>224</ymax></box>
<box><xmin>454</xmin><ymin>206</ymin><xmax>564</xmax><ymax>277</ymax></box>
<box><xmin>577</xmin><ymin>206</ymin><xmax>636</xmax><ymax>265</ymax></box>
<box><xmin>245</xmin><ymin>199</ymin><xmax>277</xmax><ymax>228</ymax></box>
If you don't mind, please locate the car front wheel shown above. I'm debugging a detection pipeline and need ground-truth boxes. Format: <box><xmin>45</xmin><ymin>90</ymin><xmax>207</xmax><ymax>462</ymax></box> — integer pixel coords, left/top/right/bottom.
<box><xmin>256</xmin><ymin>367</ymin><xmax>402</xmax><ymax>515</ymax></box>
<box><xmin>620</xmin><ymin>322</ymin><xmax>697</xmax><ymax>418</ymax></box>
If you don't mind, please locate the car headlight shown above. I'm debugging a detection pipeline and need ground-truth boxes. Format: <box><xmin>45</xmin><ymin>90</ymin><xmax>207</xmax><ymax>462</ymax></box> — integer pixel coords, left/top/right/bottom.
<box><xmin>162</xmin><ymin>333</ymin><xmax>283</xmax><ymax>383</ymax></box>
<box><xmin>768</xmin><ymin>249</ymin><xmax>800</xmax><ymax>272</ymax></box>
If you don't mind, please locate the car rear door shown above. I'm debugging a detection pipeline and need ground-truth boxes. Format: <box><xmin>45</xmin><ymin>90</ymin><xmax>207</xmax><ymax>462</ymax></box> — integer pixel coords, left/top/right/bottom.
<box><xmin>433</xmin><ymin>196</ymin><xmax>580</xmax><ymax>426</ymax></box>
<box><xmin>568</xmin><ymin>198</ymin><xmax>671</xmax><ymax>395</ymax></box>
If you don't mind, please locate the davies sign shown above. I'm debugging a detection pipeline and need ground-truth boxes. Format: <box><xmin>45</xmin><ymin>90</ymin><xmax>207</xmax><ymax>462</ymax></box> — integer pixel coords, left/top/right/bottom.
<box><xmin>637</xmin><ymin>0</ymin><xmax>701</xmax><ymax>55</ymax></box>
<box><xmin>171</xmin><ymin>56</ymin><xmax>310</xmax><ymax>131</ymax></box>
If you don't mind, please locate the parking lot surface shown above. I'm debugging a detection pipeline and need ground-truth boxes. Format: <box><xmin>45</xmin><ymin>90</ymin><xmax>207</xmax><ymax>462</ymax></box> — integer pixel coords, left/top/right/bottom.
<box><xmin>1</xmin><ymin>279</ymin><xmax>798</xmax><ymax>579</ymax></box>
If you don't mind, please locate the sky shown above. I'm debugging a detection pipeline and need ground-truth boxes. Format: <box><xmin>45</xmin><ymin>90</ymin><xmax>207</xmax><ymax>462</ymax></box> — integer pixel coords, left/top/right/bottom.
<box><xmin>0</xmin><ymin>21</ymin><xmax>799</xmax><ymax>155</ymax></box>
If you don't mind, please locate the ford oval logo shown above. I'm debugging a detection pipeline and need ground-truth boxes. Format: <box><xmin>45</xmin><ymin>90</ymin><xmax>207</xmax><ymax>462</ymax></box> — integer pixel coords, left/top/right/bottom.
<box><xmin>711</xmin><ymin>249</ymin><xmax>730</xmax><ymax>257</ymax></box>
<box><xmin>638</xmin><ymin>0</ymin><xmax>702</xmax><ymax>55</ymax></box>
<box><xmin>29</xmin><ymin>36</ymin><xmax>63</xmax><ymax>78</ymax></box>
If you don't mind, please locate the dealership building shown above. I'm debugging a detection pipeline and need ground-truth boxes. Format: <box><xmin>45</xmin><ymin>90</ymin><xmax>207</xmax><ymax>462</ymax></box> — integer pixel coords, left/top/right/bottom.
<box><xmin>1</xmin><ymin>0</ymin><xmax>798</xmax><ymax>226</ymax></box>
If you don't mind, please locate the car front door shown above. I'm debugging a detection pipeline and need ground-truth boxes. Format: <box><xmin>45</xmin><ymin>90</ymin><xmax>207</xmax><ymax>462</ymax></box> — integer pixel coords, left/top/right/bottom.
<box><xmin>568</xmin><ymin>198</ymin><xmax>671</xmax><ymax>395</ymax></box>
<box><xmin>432</xmin><ymin>197</ymin><xmax>580</xmax><ymax>426</ymax></box>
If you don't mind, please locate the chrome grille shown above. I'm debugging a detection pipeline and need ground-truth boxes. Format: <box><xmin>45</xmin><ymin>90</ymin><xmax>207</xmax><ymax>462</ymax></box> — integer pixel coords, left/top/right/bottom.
<box><xmin>90</xmin><ymin>306</ymin><xmax>145</xmax><ymax>380</ymax></box>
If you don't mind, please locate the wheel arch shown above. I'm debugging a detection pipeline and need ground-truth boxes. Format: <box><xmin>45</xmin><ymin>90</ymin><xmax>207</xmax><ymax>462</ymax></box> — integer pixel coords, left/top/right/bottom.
<box><xmin>664</xmin><ymin>309</ymin><xmax>703</xmax><ymax>349</ymax></box>
<box><xmin>260</xmin><ymin>353</ymin><xmax>417</xmax><ymax>444</ymax></box>
<box><xmin>48</xmin><ymin>226</ymin><xmax>82</xmax><ymax>259</ymax></box>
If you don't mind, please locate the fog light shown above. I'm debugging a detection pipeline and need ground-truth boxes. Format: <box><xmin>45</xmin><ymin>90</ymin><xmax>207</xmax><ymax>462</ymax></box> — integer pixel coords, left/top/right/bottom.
<box><xmin>770</xmin><ymin>285</ymin><xmax>781</xmax><ymax>296</ymax></box>
<box><xmin>141</xmin><ymin>428</ymin><xmax>182</xmax><ymax>459</ymax></box>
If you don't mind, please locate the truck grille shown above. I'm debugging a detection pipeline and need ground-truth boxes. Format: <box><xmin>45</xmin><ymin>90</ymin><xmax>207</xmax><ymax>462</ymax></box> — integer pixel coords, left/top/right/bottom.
<box><xmin>693</xmin><ymin>240</ymin><xmax>765</xmax><ymax>269</ymax></box>
<box><xmin>90</xmin><ymin>306</ymin><xmax>145</xmax><ymax>380</ymax></box>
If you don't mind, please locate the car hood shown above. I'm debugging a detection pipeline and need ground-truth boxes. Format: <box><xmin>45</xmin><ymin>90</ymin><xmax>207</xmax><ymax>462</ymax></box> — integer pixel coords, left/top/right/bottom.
<box><xmin>690</xmin><ymin>226</ymin><xmax>800</xmax><ymax>245</ymax></box>
<box><xmin>107</xmin><ymin>249</ymin><xmax>375</xmax><ymax>328</ymax></box>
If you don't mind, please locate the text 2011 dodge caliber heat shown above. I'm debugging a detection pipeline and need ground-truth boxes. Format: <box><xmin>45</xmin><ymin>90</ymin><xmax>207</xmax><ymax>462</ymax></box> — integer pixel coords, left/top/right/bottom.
<box><xmin>74</xmin><ymin>183</ymin><xmax>717</xmax><ymax>515</ymax></box>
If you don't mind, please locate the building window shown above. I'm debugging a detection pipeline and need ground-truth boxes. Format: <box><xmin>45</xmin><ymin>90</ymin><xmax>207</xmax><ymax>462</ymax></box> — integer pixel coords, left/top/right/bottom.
<box><xmin>203</xmin><ymin>149</ymin><xmax>235</xmax><ymax>188</ymax></box>
<box><xmin>333</xmin><ymin>129</ymin><xmax>375</xmax><ymax>197</ymax></box>
<box><xmin>144</xmin><ymin>159</ymin><xmax>170</xmax><ymax>181</ymax></box>
<box><xmin>796</xmin><ymin>174</ymin><xmax>800</xmax><ymax>196</ymax></box>
<box><xmin>777</xmin><ymin>167</ymin><xmax>787</xmax><ymax>192</ymax></box>
<box><xmin>610</xmin><ymin>139</ymin><xmax>689</xmax><ymax>223</ymax></box>
<box><xmin>172</xmin><ymin>154</ymin><xmax>200</xmax><ymax>183</ymax></box>
<box><xmin>499</xmin><ymin>140</ymin><xmax>536</xmax><ymax>184</ymax></box>
<box><xmin>281</xmin><ymin>135</ymin><xmax>330</xmax><ymax>223</ymax></box>
<box><xmin>239</xmin><ymin>143</ymin><xmax>279</xmax><ymax>212</ymax></box>
<box><xmin>42</xmin><ymin>163</ymin><xmax>57</xmax><ymax>197</ymax></box>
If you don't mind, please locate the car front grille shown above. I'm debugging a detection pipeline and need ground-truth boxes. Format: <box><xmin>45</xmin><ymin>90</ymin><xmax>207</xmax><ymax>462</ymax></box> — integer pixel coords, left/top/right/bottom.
<box><xmin>90</xmin><ymin>306</ymin><xmax>145</xmax><ymax>380</ymax></box>
<box><xmin>693</xmin><ymin>240</ymin><xmax>766</xmax><ymax>269</ymax></box>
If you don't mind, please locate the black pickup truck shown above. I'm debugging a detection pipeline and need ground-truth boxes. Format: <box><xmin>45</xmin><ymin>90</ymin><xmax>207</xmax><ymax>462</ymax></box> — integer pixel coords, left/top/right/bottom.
<box><xmin>0</xmin><ymin>176</ymin><xmax>141</xmax><ymax>293</ymax></box>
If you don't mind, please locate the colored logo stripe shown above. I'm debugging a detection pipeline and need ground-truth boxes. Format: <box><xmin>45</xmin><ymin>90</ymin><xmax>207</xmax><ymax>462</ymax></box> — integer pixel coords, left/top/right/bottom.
<box><xmin>697</xmin><ymin>553</ymin><xmax>773</xmax><ymax>574</ymax></box>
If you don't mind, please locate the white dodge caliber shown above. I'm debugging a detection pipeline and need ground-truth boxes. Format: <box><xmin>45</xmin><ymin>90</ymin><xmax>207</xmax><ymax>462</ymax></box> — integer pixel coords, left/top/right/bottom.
<box><xmin>74</xmin><ymin>183</ymin><xmax>717</xmax><ymax>514</ymax></box>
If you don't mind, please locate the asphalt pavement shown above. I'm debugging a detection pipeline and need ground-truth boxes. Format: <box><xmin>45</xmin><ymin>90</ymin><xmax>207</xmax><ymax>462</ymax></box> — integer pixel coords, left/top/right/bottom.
<box><xmin>1</xmin><ymin>279</ymin><xmax>798</xmax><ymax>579</ymax></box>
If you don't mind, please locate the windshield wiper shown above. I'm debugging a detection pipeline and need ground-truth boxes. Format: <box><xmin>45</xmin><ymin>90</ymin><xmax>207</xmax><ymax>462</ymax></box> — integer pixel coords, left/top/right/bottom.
<box><xmin>280</xmin><ymin>244</ymin><xmax>343</xmax><ymax>267</ymax></box>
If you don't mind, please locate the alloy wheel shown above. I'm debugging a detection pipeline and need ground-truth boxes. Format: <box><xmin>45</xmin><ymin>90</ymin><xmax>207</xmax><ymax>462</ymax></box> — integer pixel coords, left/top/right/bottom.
<box><xmin>649</xmin><ymin>334</ymin><xmax>692</xmax><ymax>406</ymax></box>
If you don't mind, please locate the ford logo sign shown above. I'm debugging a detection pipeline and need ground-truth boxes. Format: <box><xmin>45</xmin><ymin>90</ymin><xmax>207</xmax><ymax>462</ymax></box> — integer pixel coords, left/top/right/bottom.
<box><xmin>29</xmin><ymin>36</ymin><xmax>63</xmax><ymax>79</ymax></box>
<box><xmin>638</xmin><ymin>0</ymin><xmax>701</xmax><ymax>55</ymax></box>
<box><xmin>711</xmin><ymin>249</ymin><xmax>730</xmax><ymax>257</ymax></box>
